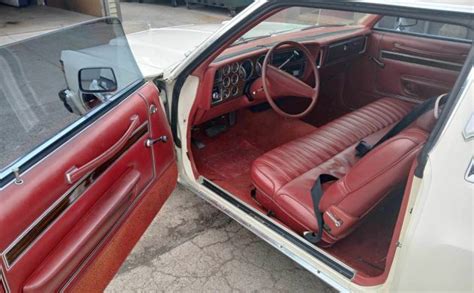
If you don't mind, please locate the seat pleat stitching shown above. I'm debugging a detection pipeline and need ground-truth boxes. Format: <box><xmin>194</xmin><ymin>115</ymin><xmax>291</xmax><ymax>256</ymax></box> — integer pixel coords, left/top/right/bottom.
<box><xmin>299</xmin><ymin>135</ymin><xmax>339</xmax><ymax>162</ymax></box>
<box><xmin>352</xmin><ymin>108</ymin><xmax>387</xmax><ymax>129</ymax></box>
<box><xmin>330</xmin><ymin>119</ymin><xmax>369</xmax><ymax>140</ymax></box>
<box><xmin>362</xmin><ymin>106</ymin><xmax>395</xmax><ymax>127</ymax></box>
<box><xmin>369</xmin><ymin>102</ymin><xmax>403</xmax><ymax>123</ymax></box>
<box><xmin>365</xmin><ymin>104</ymin><xmax>397</xmax><ymax>124</ymax></box>
<box><xmin>272</xmin><ymin>147</ymin><xmax>313</xmax><ymax>178</ymax></box>
<box><xmin>318</xmin><ymin>124</ymin><xmax>357</xmax><ymax>146</ymax></box>
<box><xmin>292</xmin><ymin>139</ymin><xmax>326</xmax><ymax>163</ymax></box>
<box><xmin>338</xmin><ymin>114</ymin><xmax>379</xmax><ymax>135</ymax></box>
<box><xmin>298</xmin><ymin>137</ymin><xmax>335</xmax><ymax>162</ymax></box>
<box><xmin>376</xmin><ymin>99</ymin><xmax>407</xmax><ymax>119</ymax></box>
<box><xmin>313</xmin><ymin>131</ymin><xmax>348</xmax><ymax>154</ymax></box>
<box><xmin>348</xmin><ymin>110</ymin><xmax>384</xmax><ymax>132</ymax></box>
<box><xmin>388</xmin><ymin>100</ymin><xmax>413</xmax><ymax>117</ymax></box>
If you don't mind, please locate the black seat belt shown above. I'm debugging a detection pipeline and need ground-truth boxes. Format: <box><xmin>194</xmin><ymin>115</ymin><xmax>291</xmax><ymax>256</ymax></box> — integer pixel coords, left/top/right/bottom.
<box><xmin>303</xmin><ymin>174</ymin><xmax>338</xmax><ymax>244</ymax></box>
<box><xmin>355</xmin><ymin>95</ymin><xmax>446</xmax><ymax>158</ymax></box>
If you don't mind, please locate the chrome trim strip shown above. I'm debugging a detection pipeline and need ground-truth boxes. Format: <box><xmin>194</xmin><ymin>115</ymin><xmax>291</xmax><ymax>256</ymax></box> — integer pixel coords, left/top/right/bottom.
<box><xmin>0</xmin><ymin>267</ymin><xmax>10</xmax><ymax>293</ymax></box>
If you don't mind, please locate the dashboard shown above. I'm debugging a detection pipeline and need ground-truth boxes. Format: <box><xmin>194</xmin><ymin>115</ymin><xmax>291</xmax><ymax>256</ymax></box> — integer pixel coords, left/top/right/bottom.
<box><xmin>193</xmin><ymin>27</ymin><xmax>370</xmax><ymax>125</ymax></box>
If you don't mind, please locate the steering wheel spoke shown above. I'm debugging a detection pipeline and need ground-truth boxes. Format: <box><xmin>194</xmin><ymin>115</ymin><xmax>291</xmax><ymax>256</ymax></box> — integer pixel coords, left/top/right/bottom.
<box><xmin>266</xmin><ymin>65</ymin><xmax>316</xmax><ymax>99</ymax></box>
<box><xmin>261</xmin><ymin>41</ymin><xmax>320</xmax><ymax>118</ymax></box>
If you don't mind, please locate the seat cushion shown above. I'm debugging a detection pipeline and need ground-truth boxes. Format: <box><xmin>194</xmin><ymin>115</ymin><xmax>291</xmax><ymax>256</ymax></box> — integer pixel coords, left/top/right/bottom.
<box><xmin>251</xmin><ymin>97</ymin><xmax>414</xmax><ymax>200</ymax></box>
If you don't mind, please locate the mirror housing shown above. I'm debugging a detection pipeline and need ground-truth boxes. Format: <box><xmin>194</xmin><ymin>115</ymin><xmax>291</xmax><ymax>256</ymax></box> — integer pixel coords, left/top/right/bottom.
<box><xmin>79</xmin><ymin>67</ymin><xmax>117</xmax><ymax>93</ymax></box>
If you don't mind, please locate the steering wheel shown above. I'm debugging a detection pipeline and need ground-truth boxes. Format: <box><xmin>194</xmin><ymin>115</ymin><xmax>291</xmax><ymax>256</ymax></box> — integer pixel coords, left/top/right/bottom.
<box><xmin>261</xmin><ymin>41</ymin><xmax>320</xmax><ymax>118</ymax></box>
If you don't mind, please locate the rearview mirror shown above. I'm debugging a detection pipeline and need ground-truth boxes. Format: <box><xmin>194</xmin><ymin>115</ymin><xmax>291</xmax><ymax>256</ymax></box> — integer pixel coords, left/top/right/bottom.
<box><xmin>79</xmin><ymin>67</ymin><xmax>117</xmax><ymax>93</ymax></box>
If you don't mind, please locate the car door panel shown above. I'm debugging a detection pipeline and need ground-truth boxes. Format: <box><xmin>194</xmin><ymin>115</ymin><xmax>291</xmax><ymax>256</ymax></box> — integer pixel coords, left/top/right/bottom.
<box><xmin>0</xmin><ymin>82</ymin><xmax>177</xmax><ymax>292</ymax></box>
<box><xmin>23</xmin><ymin>169</ymin><xmax>141</xmax><ymax>292</ymax></box>
<box><xmin>344</xmin><ymin>31</ymin><xmax>469</xmax><ymax>109</ymax></box>
<box><xmin>374</xmin><ymin>31</ymin><xmax>469</xmax><ymax>100</ymax></box>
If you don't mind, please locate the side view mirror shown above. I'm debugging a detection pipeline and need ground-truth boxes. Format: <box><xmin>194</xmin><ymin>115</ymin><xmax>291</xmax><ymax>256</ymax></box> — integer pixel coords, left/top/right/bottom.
<box><xmin>395</xmin><ymin>17</ymin><xmax>418</xmax><ymax>31</ymax></box>
<box><xmin>79</xmin><ymin>67</ymin><xmax>117</xmax><ymax>93</ymax></box>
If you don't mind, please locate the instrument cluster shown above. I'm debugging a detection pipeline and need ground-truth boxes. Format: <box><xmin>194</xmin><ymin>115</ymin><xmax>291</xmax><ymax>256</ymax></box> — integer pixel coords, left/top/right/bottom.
<box><xmin>212</xmin><ymin>61</ymin><xmax>250</xmax><ymax>105</ymax></box>
<box><xmin>211</xmin><ymin>50</ymin><xmax>306</xmax><ymax>106</ymax></box>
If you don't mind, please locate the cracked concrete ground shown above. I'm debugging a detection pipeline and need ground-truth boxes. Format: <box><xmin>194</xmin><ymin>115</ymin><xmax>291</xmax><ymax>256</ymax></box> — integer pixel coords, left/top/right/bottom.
<box><xmin>106</xmin><ymin>185</ymin><xmax>334</xmax><ymax>292</ymax></box>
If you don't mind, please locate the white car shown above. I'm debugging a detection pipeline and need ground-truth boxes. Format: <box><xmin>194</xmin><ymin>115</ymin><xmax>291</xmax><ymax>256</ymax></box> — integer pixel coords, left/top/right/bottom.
<box><xmin>0</xmin><ymin>1</ymin><xmax>472</xmax><ymax>292</ymax></box>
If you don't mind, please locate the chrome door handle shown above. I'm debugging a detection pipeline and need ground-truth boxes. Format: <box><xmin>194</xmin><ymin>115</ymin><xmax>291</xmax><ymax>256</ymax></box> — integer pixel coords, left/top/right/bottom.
<box><xmin>145</xmin><ymin>136</ymin><xmax>168</xmax><ymax>148</ymax></box>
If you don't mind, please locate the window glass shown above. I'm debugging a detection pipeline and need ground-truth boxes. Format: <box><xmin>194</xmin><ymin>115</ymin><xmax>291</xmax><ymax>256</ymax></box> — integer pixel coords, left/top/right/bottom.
<box><xmin>234</xmin><ymin>7</ymin><xmax>372</xmax><ymax>45</ymax></box>
<box><xmin>375</xmin><ymin>16</ymin><xmax>472</xmax><ymax>41</ymax></box>
<box><xmin>0</xmin><ymin>18</ymin><xmax>142</xmax><ymax>172</ymax></box>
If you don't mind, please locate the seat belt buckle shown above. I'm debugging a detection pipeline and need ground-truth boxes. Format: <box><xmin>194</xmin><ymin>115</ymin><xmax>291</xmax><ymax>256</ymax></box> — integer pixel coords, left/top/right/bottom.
<box><xmin>355</xmin><ymin>140</ymin><xmax>372</xmax><ymax>157</ymax></box>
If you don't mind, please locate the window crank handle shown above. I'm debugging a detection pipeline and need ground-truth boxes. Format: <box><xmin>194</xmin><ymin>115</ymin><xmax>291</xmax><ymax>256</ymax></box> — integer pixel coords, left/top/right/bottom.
<box><xmin>145</xmin><ymin>135</ymin><xmax>168</xmax><ymax>148</ymax></box>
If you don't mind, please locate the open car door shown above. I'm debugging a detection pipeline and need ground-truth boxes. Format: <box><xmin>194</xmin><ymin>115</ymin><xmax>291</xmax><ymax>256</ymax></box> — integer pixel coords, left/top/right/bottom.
<box><xmin>0</xmin><ymin>19</ymin><xmax>177</xmax><ymax>292</ymax></box>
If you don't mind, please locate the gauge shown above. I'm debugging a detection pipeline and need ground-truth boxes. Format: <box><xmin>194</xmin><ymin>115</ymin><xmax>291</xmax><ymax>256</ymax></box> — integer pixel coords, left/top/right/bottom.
<box><xmin>222</xmin><ymin>76</ymin><xmax>231</xmax><ymax>87</ymax></box>
<box><xmin>222</xmin><ymin>64</ymin><xmax>231</xmax><ymax>75</ymax></box>
<box><xmin>222</xmin><ymin>88</ymin><xmax>231</xmax><ymax>99</ymax></box>
<box><xmin>231</xmin><ymin>73</ymin><xmax>239</xmax><ymax>85</ymax></box>
<box><xmin>240</xmin><ymin>59</ymin><xmax>253</xmax><ymax>81</ymax></box>
<box><xmin>231</xmin><ymin>86</ymin><xmax>239</xmax><ymax>96</ymax></box>
<box><xmin>255</xmin><ymin>56</ymin><xmax>265</xmax><ymax>76</ymax></box>
<box><xmin>231</xmin><ymin>62</ymin><xmax>240</xmax><ymax>73</ymax></box>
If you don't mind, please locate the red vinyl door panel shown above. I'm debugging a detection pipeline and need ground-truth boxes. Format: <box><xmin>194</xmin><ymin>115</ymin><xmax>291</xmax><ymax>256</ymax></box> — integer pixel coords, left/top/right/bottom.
<box><xmin>374</xmin><ymin>31</ymin><xmax>469</xmax><ymax>100</ymax></box>
<box><xmin>0</xmin><ymin>82</ymin><xmax>177</xmax><ymax>292</ymax></box>
<box><xmin>344</xmin><ymin>31</ymin><xmax>469</xmax><ymax>109</ymax></box>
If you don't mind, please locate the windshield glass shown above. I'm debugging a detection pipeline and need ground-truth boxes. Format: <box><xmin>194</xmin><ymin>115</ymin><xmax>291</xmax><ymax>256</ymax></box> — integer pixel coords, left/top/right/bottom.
<box><xmin>234</xmin><ymin>7</ymin><xmax>371</xmax><ymax>45</ymax></box>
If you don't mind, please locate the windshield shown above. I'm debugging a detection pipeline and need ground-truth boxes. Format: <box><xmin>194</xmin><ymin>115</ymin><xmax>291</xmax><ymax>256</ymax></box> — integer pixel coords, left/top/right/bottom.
<box><xmin>234</xmin><ymin>7</ymin><xmax>371</xmax><ymax>44</ymax></box>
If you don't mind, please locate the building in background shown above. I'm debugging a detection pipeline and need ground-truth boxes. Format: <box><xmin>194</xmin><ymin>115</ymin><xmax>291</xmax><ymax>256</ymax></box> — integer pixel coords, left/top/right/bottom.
<box><xmin>0</xmin><ymin>0</ymin><xmax>121</xmax><ymax>19</ymax></box>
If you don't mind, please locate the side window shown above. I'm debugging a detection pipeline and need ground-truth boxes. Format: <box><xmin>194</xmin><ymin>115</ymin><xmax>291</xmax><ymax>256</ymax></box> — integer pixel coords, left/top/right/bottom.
<box><xmin>0</xmin><ymin>18</ymin><xmax>143</xmax><ymax>174</ymax></box>
<box><xmin>375</xmin><ymin>16</ymin><xmax>473</xmax><ymax>42</ymax></box>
